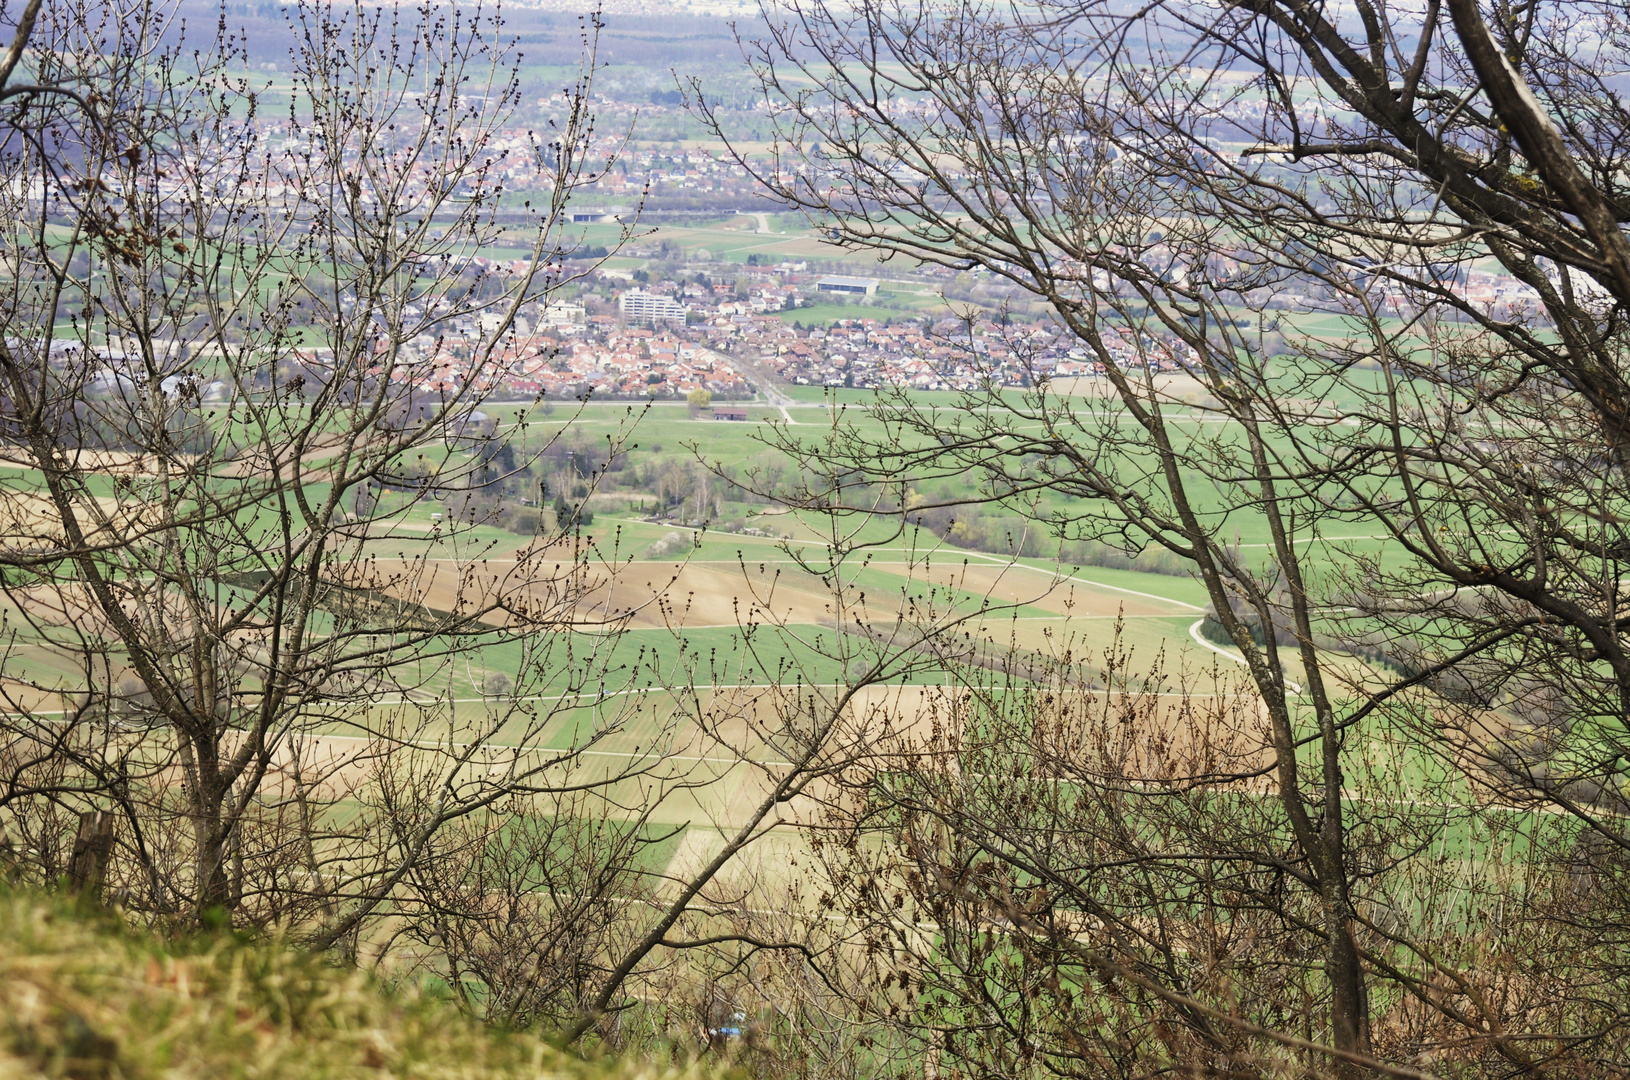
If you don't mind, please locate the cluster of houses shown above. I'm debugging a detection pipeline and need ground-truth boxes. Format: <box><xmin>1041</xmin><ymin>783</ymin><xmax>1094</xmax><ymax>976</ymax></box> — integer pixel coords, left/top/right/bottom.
<box><xmin>498</xmin><ymin>330</ymin><xmax>752</xmax><ymax>399</ymax></box>
<box><xmin>282</xmin><ymin>299</ymin><xmax>757</xmax><ymax>401</ymax></box>
<box><xmin>758</xmin><ymin>319</ymin><xmax>1201</xmax><ymax>391</ymax></box>
<box><xmin>466</xmin><ymin>286</ymin><xmax>1204</xmax><ymax>400</ymax></box>
<box><xmin>328</xmin><ymin>322</ymin><xmax>754</xmax><ymax>402</ymax></box>
<box><xmin>339</xmin><ymin>293</ymin><xmax>1073</xmax><ymax>403</ymax></box>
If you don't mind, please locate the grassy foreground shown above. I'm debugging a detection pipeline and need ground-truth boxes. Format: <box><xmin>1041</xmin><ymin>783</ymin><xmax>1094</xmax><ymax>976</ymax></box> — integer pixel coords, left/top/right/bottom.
<box><xmin>0</xmin><ymin>889</ymin><xmax>687</xmax><ymax>1080</ymax></box>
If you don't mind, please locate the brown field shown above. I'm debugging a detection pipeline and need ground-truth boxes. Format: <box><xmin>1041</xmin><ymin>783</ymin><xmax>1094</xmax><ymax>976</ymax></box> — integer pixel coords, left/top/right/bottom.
<box><xmin>2</xmin><ymin>449</ymin><xmax>182</xmax><ymax>475</ymax></box>
<box><xmin>359</xmin><ymin>557</ymin><xmax>868</xmax><ymax>630</ymax></box>
<box><xmin>2</xmin><ymin>583</ymin><xmax>129</xmax><ymax>638</ymax></box>
<box><xmin>357</xmin><ymin>547</ymin><xmax>1197</xmax><ymax>631</ymax></box>
<box><xmin>833</xmin><ymin>682</ymin><xmax>1268</xmax><ymax>766</ymax></box>
<box><xmin>0</xmin><ymin>433</ymin><xmax>381</xmax><ymax>481</ymax></box>
<box><xmin>0</xmin><ymin>672</ymin><xmax>1275</xmax><ymax>908</ymax></box>
<box><xmin>601</xmin><ymin>681</ymin><xmax>1270</xmax><ymax>839</ymax></box>
<box><xmin>0</xmin><ymin>677</ymin><xmax>80</xmax><ymax>715</ymax></box>
<box><xmin>584</xmin><ymin>561</ymin><xmax>841</xmax><ymax>630</ymax></box>
<box><xmin>1050</xmin><ymin>374</ymin><xmax>1215</xmax><ymax>403</ymax></box>
<box><xmin>0</xmin><ymin>491</ymin><xmax>144</xmax><ymax>545</ymax></box>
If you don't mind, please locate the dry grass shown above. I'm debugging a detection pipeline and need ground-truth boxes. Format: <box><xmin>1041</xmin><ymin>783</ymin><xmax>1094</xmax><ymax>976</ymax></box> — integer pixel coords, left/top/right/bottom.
<box><xmin>0</xmin><ymin>887</ymin><xmax>702</xmax><ymax>1080</ymax></box>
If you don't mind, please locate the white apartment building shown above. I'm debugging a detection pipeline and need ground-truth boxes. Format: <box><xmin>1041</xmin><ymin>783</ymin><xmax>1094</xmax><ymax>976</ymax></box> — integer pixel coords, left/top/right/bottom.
<box><xmin>618</xmin><ymin>290</ymin><xmax>688</xmax><ymax>327</ymax></box>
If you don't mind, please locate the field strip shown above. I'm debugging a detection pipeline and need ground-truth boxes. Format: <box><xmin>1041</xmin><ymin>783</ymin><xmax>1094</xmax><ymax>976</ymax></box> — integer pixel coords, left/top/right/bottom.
<box><xmin>1233</xmin><ymin>535</ymin><xmax>1391</xmax><ymax>547</ymax></box>
<box><xmin>480</xmin><ymin>614</ymin><xmax>1184</xmax><ymax>630</ymax></box>
<box><xmin>599</xmin><ymin>516</ymin><xmax>1201</xmax><ymax>594</ymax></box>
<box><xmin>954</xmin><ymin>551</ymin><xmax>1203</xmax><ymax>610</ymax></box>
<box><xmin>0</xmin><ymin>681</ymin><xmax>1234</xmax><ymax>720</ymax></box>
<box><xmin>298</xmin><ymin>732</ymin><xmax>796</xmax><ymax>768</ymax></box>
<box><xmin>378</xmin><ymin>546</ymin><xmax>1204</xmax><ymax>610</ymax></box>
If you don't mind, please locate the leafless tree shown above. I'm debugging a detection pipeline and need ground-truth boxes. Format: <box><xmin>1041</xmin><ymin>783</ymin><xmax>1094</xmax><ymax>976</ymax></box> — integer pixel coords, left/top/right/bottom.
<box><xmin>685</xmin><ymin>0</ymin><xmax>1630</xmax><ymax>1075</ymax></box>
<box><xmin>0</xmin><ymin>4</ymin><xmax>1033</xmax><ymax>1068</ymax></box>
<box><xmin>0</xmin><ymin>0</ymin><xmax>688</xmax><ymax>943</ymax></box>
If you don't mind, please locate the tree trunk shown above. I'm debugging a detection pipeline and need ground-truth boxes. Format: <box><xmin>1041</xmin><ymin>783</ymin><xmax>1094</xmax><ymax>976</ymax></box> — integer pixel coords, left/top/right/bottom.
<box><xmin>68</xmin><ymin>810</ymin><xmax>115</xmax><ymax>901</ymax></box>
<box><xmin>193</xmin><ymin>811</ymin><xmax>232</xmax><ymax>917</ymax></box>
<box><xmin>1327</xmin><ymin>906</ymin><xmax>1372</xmax><ymax>1077</ymax></box>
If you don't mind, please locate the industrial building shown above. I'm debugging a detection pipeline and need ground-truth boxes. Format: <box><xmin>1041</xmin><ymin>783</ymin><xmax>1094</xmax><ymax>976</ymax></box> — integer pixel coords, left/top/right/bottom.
<box><xmin>815</xmin><ymin>275</ymin><xmax>880</xmax><ymax>296</ymax></box>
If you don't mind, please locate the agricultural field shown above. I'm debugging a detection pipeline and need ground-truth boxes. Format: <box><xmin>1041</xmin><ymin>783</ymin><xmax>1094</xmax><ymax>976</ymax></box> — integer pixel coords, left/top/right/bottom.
<box><xmin>1</xmin><ymin>101</ymin><xmax>1547</xmax><ymax>930</ymax></box>
<box><xmin>0</xmin><ymin>379</ymin><xmax>1341</xmax><ymax>900</ymax></box>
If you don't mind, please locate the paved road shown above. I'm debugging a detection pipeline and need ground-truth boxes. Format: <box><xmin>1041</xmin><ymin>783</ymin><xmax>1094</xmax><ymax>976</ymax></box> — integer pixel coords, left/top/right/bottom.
<box><xmin>699</xmin><ymin>345</ymin><xmax>797</xmax><ymax>423</ymax></box>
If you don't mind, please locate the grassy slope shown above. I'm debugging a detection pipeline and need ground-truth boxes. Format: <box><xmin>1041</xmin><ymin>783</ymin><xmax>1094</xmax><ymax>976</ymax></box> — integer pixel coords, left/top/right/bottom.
<box><xmin>0</xmin><ymin>888</ymin><xmax>693</xmax><ymax>1080</ymax></box>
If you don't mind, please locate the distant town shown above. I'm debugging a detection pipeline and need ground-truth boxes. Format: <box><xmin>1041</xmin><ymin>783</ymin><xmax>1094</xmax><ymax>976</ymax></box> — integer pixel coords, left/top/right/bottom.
<box><xmin>322</xmin><ymin>262</ymin><xmax>1172</xmax><ymax>405</ymax></box>
<box><xmin>315</xmin><ymin>250</ymin><xmax>1548</xmax><ymax>406</ymax></box>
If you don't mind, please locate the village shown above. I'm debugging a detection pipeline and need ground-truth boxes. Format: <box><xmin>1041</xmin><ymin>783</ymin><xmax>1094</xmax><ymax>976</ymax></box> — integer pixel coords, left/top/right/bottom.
<box><xmin>317</xmin><ymin>257</ymin><xmax>1252</xmax><ymax>406</ymax></box>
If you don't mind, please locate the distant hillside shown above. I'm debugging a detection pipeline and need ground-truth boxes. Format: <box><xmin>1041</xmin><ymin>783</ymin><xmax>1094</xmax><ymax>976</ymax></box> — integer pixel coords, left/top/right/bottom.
<box><xmin>0</xmin><ymin>888</ymin><xmax>687</xmax><ymax>1080</ymax></box>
